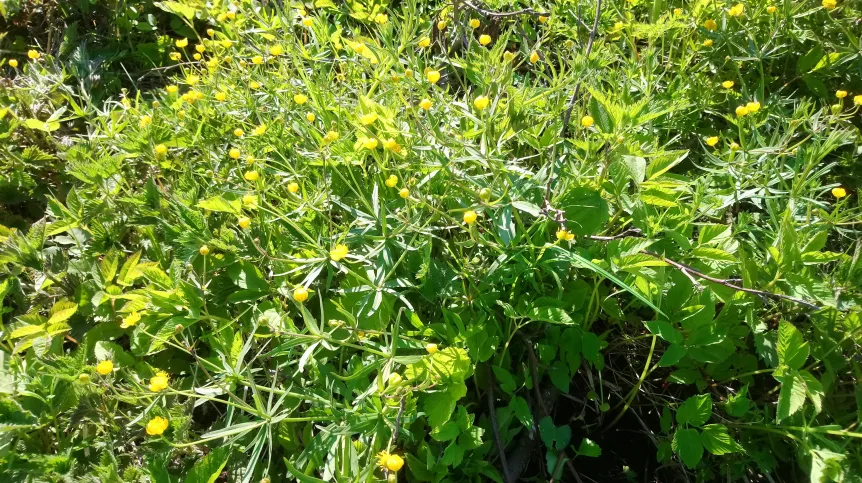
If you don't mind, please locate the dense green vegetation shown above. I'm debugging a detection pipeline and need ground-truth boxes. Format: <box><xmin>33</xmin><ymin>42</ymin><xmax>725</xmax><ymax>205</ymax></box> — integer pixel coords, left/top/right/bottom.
<box><xmin>1</xmin><ymin>0</ymin><xmax>861</xmax><ymax>481</ymax></box>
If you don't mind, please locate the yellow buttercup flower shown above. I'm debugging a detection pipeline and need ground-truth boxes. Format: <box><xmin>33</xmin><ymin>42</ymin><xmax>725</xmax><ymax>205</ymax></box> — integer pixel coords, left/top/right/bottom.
<box><xmin>706</xmin><ymin>136</ymin><xmax>719</xmax><ymax>147</ymax></box>
<box><xmin>96</xmin><ymin>360</ymin><xmax>114</xmax><ymax>375</ymax></box>
<box><xmin>728</xmin><ymin>3</ymin><xmax>744</xmax><ymax>17</ymax></box>
<box><xmin>166</xmin><ymin>85</ymin><xmax>178</xmax><ymax>93</ymax></box>
<box><xmin>146</xmin><ymin>416</ymin><xmax>169</xmax><ymax>436</ymax></box>
<box><xmin>139</xmin><ymin>115</ymin><xmax>152</xmax><ymax>128</ymax></box>
<box><xmin>767</xmin><ymin>5</ymin><xmax>777</xmax><ymax>13</ymax></box>
<box><xmin>426</xmin><ymin>70</ymin><xmax>441</xmax><ymax>84</ymax></box>
<box><xmin>530</xmin><ymin>51</ymin><xmax>540</xmax><ymax>64</ymax></box>
<box><xmin>704</xmin><ymin>19</ymin><xmax>717</xmax><ymax>30</ymax></box>
<box><xmin>250</xmin><ymin>81</ymin><xmax>261</xmax><ymax>89</ymax></box>
<box><xmin>199</xmin><ymin>245</ymin><xmax>210</xmax><ymax>256</ymax></box>
<box><xmin>253</xmin><ymin>124</ymin><xmax>267</xmax><ymax>136</ymax></box>
<box><xmin>822</xmin><ymin>0</ymin><xmax>837</xmax><ymax>9</ymax></box>
<box><xmin>746</xmin><ymin>101</ymin><xmax>761</xmax><ymax>113</ymax></box>
<box><xmin>556</xmin><ymin>229</ymin><xmax>575</xmax><ymax>242</ymax></box>
<box><xmin>306</xmin><ymin>112</ymin><xmax>315</xmax><ymax>122</ymax></box>
<box><xmin>293</xmin><ymin>286</ymin><xmax>309</xmax><ymax>302</ymax></box>
<box><xmin>473</xmin><ymin>96</ymin><xmax>490</xmax><ymax>110</ymax></box>
<box><xmin>215</xmin><ymin>91</ymin><xmax>227</xmax><ymax>101</ymax></box>
<box><xmin>154</xmin><ymin>144</ymin><xmax>168</xmax><ymax>157</ymax></box>
<box><xmin>234</xmin><ymin>128</ymin><xmax>244</xmax><ymax>137</ymax></box>
<box><xmin>193</xmin><ymin>53</ymin><xmax>202</xmax><ymax>61</ymax></box>
<box><xmin>330</xmin><ymin>244</ymin><xmax>349</xmax><ymax>261</ymax></box>
<box><xmin>169</xmin><ymin>52</ymin><xmax>182</xmax><ymax>61</ymax></box>
<box><xmin>294</xmin><ymin>93</ymin><xmax>308</xmax><ymax>104</ymax></box>
<box><xmin>221</xmin><ymin>40</ymin><xmax>233</xmax><ymax>48</ymax></box>
<box><xmin>149</xmin><ymin>372</ymin><xmax>169</xmax><ymax>392</ymax></box>
<box><xmin>238</xmin><ymin>217</ymin><xmax>251</xmax><ymax>229</ymax></box>
<box><xmin>244</xmin><ymin>170</ymin><xmax>259</xmax><ymax>181</ymax></box>
<box><xmin>195</xmin><ymin>44</ymin><xmax>205</xmax><ymax>53</ymax></box>
<box><xmin>383</xmin><ymin>138</ymin><xmax>400</xmax><ymax>152</ymax></box>
<box><xmin>324</xmin><ymin>131</ymin><xmax>340</xmax><ymax>143</ymax></box>
<box><xmin>269</xmin><ymin>44</ymin><xmax>284</xmax><ymax>56</ymax></box>
<box><xmin>246</xmin><ymin>155</ymin><xmax>254</xmax><ymax>165</ymax></box>
<box><xmin>399</xmin><ymin>188</ymin><xmax>409</xmax><ymax>199</ymax></box>
<box><xmin>469</xmin><ymin>18</ymin><xmax>480</xmax><ymax>28</ymax></box>
<box><xmin>853</xmin><ymin>95</ymin><xmax>862</xmax><ymax>105</ymax></box>
<box><xmin>503</xmin><ymin>51</ymin><xmax>515</xmax><ymax>62</ymax></box>
<box><xmin>361</xmin><ymin>137</ymin><xmax>379</xmax><ymax>150</ymax></box>
<box><xmin>229</xmin><ymin>148</ymin><xmax>241</xmax><ymax>159</ymax></box>
<box><xmin>385</xmin><ymin>175</ymin><xmax>398</xmax><ymax>188</ymax></box>
<box><xmin>360</xmin><ymin>113</ymin><xmax>379</xmax><ymax>125</ymax></box>
<box><xmin>207</xmin><ymin>28</ymin><xmax>215</xmax><ymax>37</ymax></box>
<box><xmin>581</xmin><ymin>115</ymin><xmax>594</xmax><ymax>128</ymax></box>
<box><xmin>226</xmin><ymin>11</ymin><xmax>236</xmax><ymax>19</ymax></box>
<box><xmin>463</xmin><ymin>210</ymin><xmax>477</xmax><ymax>224</ymax></box>
<box><xmin>832</xmin><ymin>187</ymin><xmax>847</xmax><ymax>199</ymax></box>
<box><xmin>186</xmin><ymin>74</ymin><xmax>200</xmax><ymax>86</ymax></box>
<box><xmin>722</xmin><ymin>80</ymin><xmax>734</xmax><ymax>89</ymax></box>
<box><xmin>419</xmin><ymin>98</ymin><xmax>433</xmax><ymax>110</ymax></box>
<box><xmin>404</xmin><ymin>69</ymin><xmax>414</xmax><ymax>78</ymax></box>
<box><xmin>252</xmin><ymin>56</ymin><xmax>263</xmax><ymax>64</ymax></box>
<box><xmin>9</xmin><ymin>59</ymin><xmax>18</xmax><ymax>68</ymax></box>
<box><xmin>730</xmin><ymin>142</ymin><xmax>740</xmax><ymax>151</ymax></box>
<box><xmin>288</xmin><ymin>182</ymin><xmax>299</xmax><ymax>193</ymax></box>
<box><xmin>438</xmin><ymin>20</ymin><xmax>447</xmax><ymax>30</ymax></box>
<box><xmin>120</xmin><ymin>311</ymin><xmax>140</xmax><ymax>328</ymax></box>
<box><xmin>302</xmin><ymin>17</ymin><xmax>313</xmax><ymax>27</ymax></box>
<box><xmin>377</xmin><ymin>451</ymin><xmax>392</xmax><ymax>470</ymax></box>
<box><xmin>418</xmin><ymin>37</ymin><xmax>431</xmax><ymax>48</ymax></box>
<box><xmin>539</xmin><ymin>15</ymin><xmax>549</xmax><ymax>23</ymax></box>
<box><xmin>735</xmin><ymin>105</ymin><xmax>749</xmax><ymax>117</ymax></box>
<box><xmin>374</xmin><ymin>13</ymin><xmax>388</xmax><ymax>24</ymax></box>
<box><xmin>836</xmin><ymin>90</ymin><xmax>848</xmax><ymax>99</ymax></box>
<box><xmin>27</xmin><ymin>49</ymin><xmax>41</xmax><ymax>60</ymax></box>
<box><xmin>479</xmin><ymin>34</ymin><xmax>492</xmax><ymax>46</ymax></box>
<box><xmin>175</xmin><ymin>38</ymin><xmax>188</xmax><ymax>48</ymax></box>
<box><xmin>426</xmin><ymin>343</ymin><xmax>438</xmax><ymax>354</ymax></box>
<box><xmin>386</xmin><ymin>454</ymin><xmax>404</xmax><ymax>472</ymax></box>
<box><xmin>703</xmin><ymin>39</ymin><xmax>713</xmax><ymax>47</ymax></box>
<box><xmin>673</xmin><ymin>8</ymin><xmax>682</xmax><ymax>15</ymax></box>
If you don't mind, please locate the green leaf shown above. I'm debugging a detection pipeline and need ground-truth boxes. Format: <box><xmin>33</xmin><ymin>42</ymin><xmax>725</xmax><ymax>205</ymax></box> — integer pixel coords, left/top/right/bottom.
<box><xmin>676</xmin><ymin>394</ymin><xmax>712</xmax><ymax>427</ymax></box>
<box><xmin>557</xmin><ymin>187</ymin><xmax>609</xmax><ymax>237</ymax></box>
<box><xmin>48</xmin><ymin>299</ymin><xmax>78</xmax><ymax>324</ymax></box>
<box><xmin>658</xmin><ymin>343</ymin><xmax>687</xmax><ymax>367</ymax></box>
<box><xmin>431</xmin><ymin>421</ymin><xmax>460</xmax><ymax>442</ymax></box>
<box><xmin>700</xmin><ymin>424</ymin><xmax>742</xmax><ymax>455</ymax></box>
<box><xmin>284</xmin><ymin>458</ymin><xmax>327</xmax><ymax>483</ymax></box>
<box><xmin>777</xmin><ymin>321</ymin><xmax>808</xmax><ymax>370</ymax></box>
<box><xmin>424</xmin><ymin>382</ymin><xmax>467</xmax><ymax>428</ymax></box>
<box><xmin>196</xmin><ymin>194</ymin><xmax>242</xmax><ymax>215</ymax></box>
<box><xmin>23</xmin><ymin>119</ymin><xmax>61</xmax><ymax>132</ymax></box>
<box><xmin>491</xmin><ymin>366</ymin><xmax>516</xmax><ymax>394</ymax></box>
<box><xmin>496</xmin><ymin>205</ymin><xmax>516</xmax><ymax>247</ymax></box>
<box><xmin>527</xmin><ymin>306</ymin><xmax>574</xmax><ymax>325</ymax></box>
<box><xmin>576</xmin><ymin>438</ymin><xmax>602</xmax><ymax>457</ymax></box>
<box><xmin>548</xmin><ymin>363</ymin><xmax>570</xmax><ymax>393</ymax></box>
<box><xmin>509</xmin><ymin>396</ymin><xmax>532</xmax><ymax>429</ymax></box>
<box><xmin>185</xmin><ymin>446</ymin><xmax>231</xmax><ymax>483</ymax></box>
<box><xmin>672</xmin><ymin>428</ymin><xmax>703</xmax><ymax>469</ymax></box>
<box><xmin>155</xmin><ymin>1</ymin><xmax>198</xmax><ymax>21</ymax></box>
<box><xmin>643</xmin><ymin>321</ymin><xmax>683</xmax><ymax>344</ymax></box>
<box><xmin>724</xmin><ymin>385</ymin><xmax>750</xmax><ymax>418</ymax></box>
<box><xmin>118</xmin><ymin>251</ymin><xmax>142</xmax><ymax>286</ymax></box>
<box><xmin>776</xmin><ymin>370</ymin><xmax>806</xmax><ymax>421</ymax></box>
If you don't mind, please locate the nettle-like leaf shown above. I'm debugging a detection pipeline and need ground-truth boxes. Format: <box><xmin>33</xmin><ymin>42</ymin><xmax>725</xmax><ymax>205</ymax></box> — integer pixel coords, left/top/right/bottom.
<box><xmin>676</xmin><ymin>394</ymin><xmax>712</xmax><ymax>427</ymax></box>
<box><xmin>777</xmin><ymin>321</ymin><xmax>809</xmax><ymax>370</ymax></box>
<box><xmin>672</xmin><ymin>428</ymin><xmax>703</xmax><ymax>469</ymax></box>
